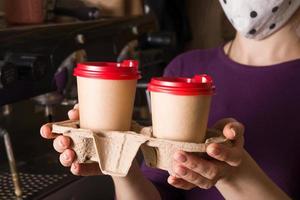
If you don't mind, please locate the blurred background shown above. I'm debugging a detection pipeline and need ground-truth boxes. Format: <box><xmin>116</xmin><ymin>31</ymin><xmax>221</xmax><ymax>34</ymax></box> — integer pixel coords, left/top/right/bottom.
<box><xmin>0</xmin><ymin>0</ymin><xmax>235</xmax><ymax>199</ymax></box>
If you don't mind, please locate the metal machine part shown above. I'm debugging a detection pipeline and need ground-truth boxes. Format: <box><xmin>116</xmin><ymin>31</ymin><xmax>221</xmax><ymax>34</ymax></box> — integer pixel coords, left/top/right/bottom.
<box><xmin>0</xmin><ymin>128</ymin><xmax>22</xmax><ymax>197</ymax></box>
<box><xmin>4</xmin><ymin>53</ymin><xmax>49</xmax><ymax>82</ymax></box>
<box><xmin>0</xmin><ymin>15</ymin><xmax>157</xmax><ymax>106</ymax></box>
<box><xmin>0</xmin><ymin>172</ymin><xmax>77</xmax><ymax>200</ymax></box>
<box><xmin>1</xmin><ymin>105</ymin><xmax>12</xmax><ymax>116</ymax></box>
<box><xmin>54</xmin><ymin>7</ymin><xmax>101</xmax><ymax>21</ymax></box>
<box><xmin>0</xmin><ymin>62</ymin><xmax>18</xmax><ymax>89</ymax></box>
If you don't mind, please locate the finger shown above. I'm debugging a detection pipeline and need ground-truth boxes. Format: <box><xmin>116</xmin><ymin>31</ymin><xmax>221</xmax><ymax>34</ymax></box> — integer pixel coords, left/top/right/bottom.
<box><xmin>167</xmin><ymin>176</ymin><xmax>195</xmax><ymax>190</ymax></box>
<box><xmin>174</xmin><ymin>151</ymin><xmax>219</xmax><ymax>180</ymax></box>
<box><xmin>70</xmin><ymin>163</ymin><xmax>102</xmax><ymax>176</ymax></box>
<box><xmin>68</xmin><ymin>109</ymin><xmax>79</xmax><ymax>120</ymax></box>
<box><xmin>40</xmin><ymin>124</ymin><xmax>58</xmax><ymax>139</ymax></box>
<box><xmin>73</xmin><ymin>104</ymin><xmax>79</xmax><ymax>109</ymax></box>
<box><xmin>207</xmin><ymin>143</ymin><xmax>243</xmax><ymax>167</ymax></box>
<box><xmin>173</xmin><ymin>165</ymin><xmax>215</xmax><ymax>189</ymax></box>
<box><xmin>53</xmin><ymin>136</ymin><xmax>71</xmax><ymax>153</ymax></box>
<box><xmin>212</xmin><ymin>118</ymin><xmax>237</xmax><ymax>131</ymax></box>
<box><xmin>59</xmin><ymin>149</ymin><xmax>76</xmax><ymax>167</ymax></box>
<box><xmin>223</xmin><ymin>122</ymin><xmax>245</xmax><ymax>146</ymax></box>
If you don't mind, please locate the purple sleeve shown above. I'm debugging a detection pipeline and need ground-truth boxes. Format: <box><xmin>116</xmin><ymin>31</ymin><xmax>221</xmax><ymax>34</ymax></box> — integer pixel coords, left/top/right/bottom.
<box><xmin>141</xmin><ymin>162</ymin><xmax>184</xmax><ymax>200</ymax></box>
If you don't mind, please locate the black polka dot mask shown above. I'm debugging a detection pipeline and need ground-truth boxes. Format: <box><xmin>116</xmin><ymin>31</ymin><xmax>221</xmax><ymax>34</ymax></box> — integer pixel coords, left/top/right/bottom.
<box><xmin>219</xmin><ymin>0</ymin><xmax>300</xmax><ymax>40</ymax></box>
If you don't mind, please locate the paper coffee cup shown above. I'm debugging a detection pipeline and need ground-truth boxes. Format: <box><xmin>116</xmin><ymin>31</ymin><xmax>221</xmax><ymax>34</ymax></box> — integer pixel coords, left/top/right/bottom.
<box><xmin>148</xmin><ymin>75</ymin><xmax>215</xmax><ymax>143</ymax></box>
<box><xmin>74</xmin><ymin>60</ymin><xmax>140</xmax><ymax>132</ymax></box>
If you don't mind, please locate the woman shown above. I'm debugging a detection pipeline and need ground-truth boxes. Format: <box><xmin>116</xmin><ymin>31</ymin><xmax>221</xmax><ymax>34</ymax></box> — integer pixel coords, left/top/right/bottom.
<box><xmin>41</xmin><ymin>0</ymin><xmax>300</xmax><ymax>199</ymax></box>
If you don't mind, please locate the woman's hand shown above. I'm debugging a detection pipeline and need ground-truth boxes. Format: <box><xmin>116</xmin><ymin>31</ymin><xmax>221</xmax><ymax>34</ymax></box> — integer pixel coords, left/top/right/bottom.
<box><xmin>168</xmin><ymin>118</ymin><xmax>245</xmax><ymax>190</ymax></box>
<box><xmin>40</xmin><ymin>104</ymin><xmax>102</xmax><ymax>176</ymax></box>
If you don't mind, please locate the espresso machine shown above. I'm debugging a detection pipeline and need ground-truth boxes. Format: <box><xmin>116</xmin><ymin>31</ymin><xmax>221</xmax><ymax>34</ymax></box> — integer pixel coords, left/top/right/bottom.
<box><xmin>0</xmin><ymin>13</ymin><xmax>163</xmax><ymax>199</ymax></box>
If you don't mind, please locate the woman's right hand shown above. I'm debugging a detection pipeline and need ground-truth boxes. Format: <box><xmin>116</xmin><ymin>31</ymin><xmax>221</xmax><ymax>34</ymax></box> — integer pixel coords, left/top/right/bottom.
<box><xmin>40</xmin><ymin>104</ymin><xmax>102</xmax><ymax>176</ymax></box>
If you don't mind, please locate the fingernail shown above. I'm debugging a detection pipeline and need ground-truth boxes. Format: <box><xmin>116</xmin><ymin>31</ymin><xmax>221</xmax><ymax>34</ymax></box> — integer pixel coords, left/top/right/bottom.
<box><xmin>169</xmin><ymin>176</ymin><xmax>177</xmax><ymax>184</ymax></box>
<box><xmin>175</xmin><ymin>166</ymin><xmax>187</xmax><ymax>176</ymax></box>
<box><xmin>169</xmin><ymin>178</ymin><xmax>175</xmax><ymax>184</ymax></box>
<box><xmin>174</xmin><ymin>152</ymin><xmax>187</xmax><ymax>163</ymax></box>
<box><xmin>212</xmin><ymin>147</ymin><xmax>221</xmax><ymax>156</ymax></box>
<box><xmin>72</xmin><ymin>163</ymin><xmax>78</xmax><ymax>170</ymax></box>
<box><xmin>59</xmin><ymin>139</ymin><xmax>65</xmax><ymax>148</ymax></box>
<box><xmin>40</xmin><ymin>129</ymin><xmax>45</xmax><ymax>137</ymax></box>
<box><xmin>68</xmin><ymin>109</ymin><xmax>74</xmax><ymax>116</ymax></box>
<box><xmin>63</xmin><ymin>153</ymin><xmax>70</xmax><ymax>161</ymax></box>
<box><xmin>230</xmin><ymin>128</ymin><xmax>236</xmax><ymax>137</ymax></box>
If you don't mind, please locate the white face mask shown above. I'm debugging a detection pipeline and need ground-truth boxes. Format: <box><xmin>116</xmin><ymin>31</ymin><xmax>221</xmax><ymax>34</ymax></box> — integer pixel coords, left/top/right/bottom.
<box><xmin>219</xmin><ymin>0</ymin><xmax>300</xmax><ymax>40</ymax></box>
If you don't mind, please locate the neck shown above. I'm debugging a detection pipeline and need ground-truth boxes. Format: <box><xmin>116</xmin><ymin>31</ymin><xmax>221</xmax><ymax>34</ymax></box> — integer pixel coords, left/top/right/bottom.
<box><xmin>225</xmin><ymin>23</ymin><xmax>300</xmax><ymax>66</ymax></box>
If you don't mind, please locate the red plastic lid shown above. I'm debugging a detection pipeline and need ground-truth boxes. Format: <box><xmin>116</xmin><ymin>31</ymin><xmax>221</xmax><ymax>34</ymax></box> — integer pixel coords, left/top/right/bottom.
<box><xmin>148</xmin><ymin>74</ymin><xmax>215</xmax><ymax>95</ymax></box>
<box><xmin>74</xmin><ymin>60</ymin><xmax>141</xmax><ymax>80</ymax></box>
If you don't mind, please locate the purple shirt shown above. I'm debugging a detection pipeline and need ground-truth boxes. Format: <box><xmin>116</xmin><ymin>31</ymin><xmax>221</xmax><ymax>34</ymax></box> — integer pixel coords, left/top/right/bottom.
<box><xmin>141</xmin><ymin>46</ymin><xmax>300</xmax><ymax>199</ymax></box>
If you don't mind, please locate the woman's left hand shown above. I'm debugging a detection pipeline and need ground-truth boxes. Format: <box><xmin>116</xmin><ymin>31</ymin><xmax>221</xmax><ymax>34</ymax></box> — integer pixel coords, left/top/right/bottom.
<box><xmin>168</xmin><ymin>118</ymin><xmax>245</xmax><ymax>190</ymax></box>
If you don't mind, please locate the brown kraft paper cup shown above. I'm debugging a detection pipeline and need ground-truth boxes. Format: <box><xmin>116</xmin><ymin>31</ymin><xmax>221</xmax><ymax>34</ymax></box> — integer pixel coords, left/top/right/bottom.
<box><xmin>148</xmin><ymin>75</ymin><xmax>215</xmax><ymax>143</ymax></box>
<box><xmin>5</xmin><ymin>0</ymin><xmax>44</xmax><ymax>25</ymax></box>
<box><xmin>74</xmin><ymin>60</ymin><xmax>140</xmax><ymax>132</ymax></box>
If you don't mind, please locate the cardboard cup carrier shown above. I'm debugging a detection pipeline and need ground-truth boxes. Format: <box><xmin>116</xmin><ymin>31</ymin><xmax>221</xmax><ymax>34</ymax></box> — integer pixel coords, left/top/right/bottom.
<box><xmin>52</xmin><ymin>73</ymin><xmax>222</xmax><ymax>177</ymax></box>
<box><xmin>73</xmin><ymin>60</ymin><xmax>140</xmax><ymax>132</ymax></box>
